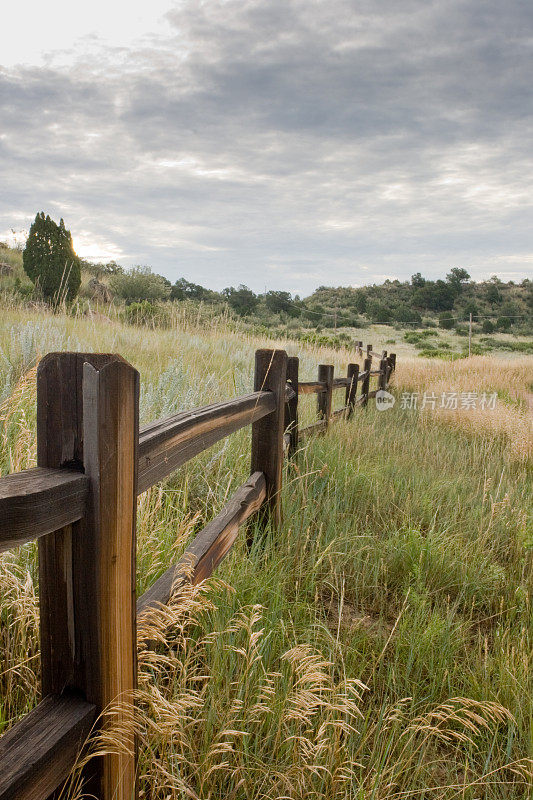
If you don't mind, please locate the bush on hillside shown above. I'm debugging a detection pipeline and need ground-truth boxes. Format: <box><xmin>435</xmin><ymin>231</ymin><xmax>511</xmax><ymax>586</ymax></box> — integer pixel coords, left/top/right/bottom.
<box><xmin>393</xmin><ymin>304</ymin><xmax>422</xmax><ymax>325</ymax></box>
<box><xmin>123</xmin><ymin>300</ymin><xmax>171</xmax><ymax>327</ymax></box>
<box><xmin>110</xmin><ymin>267</ymin><xmax>171</xmax><ymax>305</ymax></box>
<box><xmin>265</xmin><ymin>290</ymin><xmax>300</xmax><ymax>316</ymax></box>
<box><xmin>439</xmin><ymin>311</ymin><xmax>454</xmax><ymax>329</ymax></box>
<box><xmin>418</xmin><ymin>348</ymin><xmax>464</xmax><ymax>360</ymax></box>
<box><xmin>404</xmin><ymin>330</ymin><xmax>435</xmax><ymax>344</ymax></box>
<box><xmin>496</xmin><ymin>316</ymin><xmax>512</xmax><ymax>331</ymax></box>
<box><xmin>480</xmin><ymin>337</ymin><xmax>533</xmax><ymax>354</ymax></box>
<box><xmin>223</xmin><ymin>285</ymin><xmax>259</xmax><ymax>316</ymax></box>
<box><xmin>366</xmin><ymin>300</ymin><xmax>392</xmax><ymax>323</ymax></box>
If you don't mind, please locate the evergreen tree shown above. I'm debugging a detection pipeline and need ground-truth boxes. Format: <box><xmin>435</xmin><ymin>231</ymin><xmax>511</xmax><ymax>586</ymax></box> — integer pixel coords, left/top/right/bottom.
<box><xmin>485</xmin><ymin>282</ymin><xmax>502</xmax><ymax>307</ymax></box>
<box><xmin>23</xmin><ymin>213</ymin><xmax>81</xmax><ymax>302</ymax></box>
<box><xmin>222</xmin><ymin>285</ymin><xmax>259</xmax><ymax>316</ymax></box>
<box><xmin>446</xmin><ymin>267</ymin><xmax>470</xmax><ymax>296</ymax></box>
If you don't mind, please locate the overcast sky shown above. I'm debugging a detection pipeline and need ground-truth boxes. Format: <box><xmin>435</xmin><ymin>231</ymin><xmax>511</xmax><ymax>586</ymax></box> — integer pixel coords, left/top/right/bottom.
<box><xmin>1</xmin><ymin>0</ymin><xmax>532</xmax><ymax>295</ymax></box>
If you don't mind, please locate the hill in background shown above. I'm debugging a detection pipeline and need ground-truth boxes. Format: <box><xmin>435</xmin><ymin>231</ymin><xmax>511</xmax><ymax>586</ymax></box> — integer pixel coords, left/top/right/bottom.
<box><xmin>1</xmin><ymin>240</ymin><xmax>531</xmax><ymax>359</ymax></box>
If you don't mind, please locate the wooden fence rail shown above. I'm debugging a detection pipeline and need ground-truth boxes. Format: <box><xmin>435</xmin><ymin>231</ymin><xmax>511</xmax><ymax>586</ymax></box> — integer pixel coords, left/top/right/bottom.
<box><xmin>0</xmin><ymin>344</ymin><xmax>396</xmax><ymax>800</ymax></box>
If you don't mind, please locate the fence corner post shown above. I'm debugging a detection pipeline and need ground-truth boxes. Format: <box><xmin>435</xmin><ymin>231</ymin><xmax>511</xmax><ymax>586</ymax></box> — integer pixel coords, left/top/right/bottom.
<box><xmin>250</xmin><ymin>349</ymin><xmax>288</xmax><ymax>538</ymax></box>
<box><xmin>285</xmin><ymin>355</ymin><xmax>299</xmax><ymax>457</ymax></box>
<box><xmin>346</xmin><ymin>363</ymin><xmax>359</xmax><ymax>418</ymax></box>
<box><xmin>36</xmin><ymin>352</ymin><xmax>139</xmax><ymax>800</ymax></box>
<box><xmin>82</xmin><ymin>357</ymin><xmax>139</xmax><ymax>800</ymax></box>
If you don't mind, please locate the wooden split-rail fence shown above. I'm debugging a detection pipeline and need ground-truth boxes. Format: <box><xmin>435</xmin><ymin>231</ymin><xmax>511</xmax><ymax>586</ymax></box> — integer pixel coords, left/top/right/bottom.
<box><xmin>0</xmin><ymin>343</ymin><xmax>396</xmax><ymax>800</ymax></box>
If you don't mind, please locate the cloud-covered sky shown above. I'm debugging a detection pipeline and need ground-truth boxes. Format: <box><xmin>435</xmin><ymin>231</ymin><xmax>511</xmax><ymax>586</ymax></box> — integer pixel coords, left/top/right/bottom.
<box><xmin>1</xmin><ymin>0</ymin><xmax>532</xmax><ymax>294</ymax></box>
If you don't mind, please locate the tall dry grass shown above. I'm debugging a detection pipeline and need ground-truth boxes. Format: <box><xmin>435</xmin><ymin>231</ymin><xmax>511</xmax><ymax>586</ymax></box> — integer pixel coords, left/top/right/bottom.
<box><xmin>395</xmin><ymin>355</ymin><xmax>533</xmax><ymax>463</ymax></box>
<box><xmin>0</xmin><ymin>303</ymin><xmax>531</xmax><ymax>798</ymax></box>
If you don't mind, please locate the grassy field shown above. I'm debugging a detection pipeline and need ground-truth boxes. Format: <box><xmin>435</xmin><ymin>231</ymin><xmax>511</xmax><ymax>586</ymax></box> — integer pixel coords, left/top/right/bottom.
<box><xmin>0</xmin><ymin>303</ymin><xmax>532</xmax><ymax>799</ymax></box>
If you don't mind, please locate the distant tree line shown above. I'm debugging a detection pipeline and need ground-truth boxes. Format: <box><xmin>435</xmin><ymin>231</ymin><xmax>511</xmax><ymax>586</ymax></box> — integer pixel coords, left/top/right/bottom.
<box><xmin>18</xmin><ymin>212</ymin><xmax>532</xmax><ymax>333</ymax></box>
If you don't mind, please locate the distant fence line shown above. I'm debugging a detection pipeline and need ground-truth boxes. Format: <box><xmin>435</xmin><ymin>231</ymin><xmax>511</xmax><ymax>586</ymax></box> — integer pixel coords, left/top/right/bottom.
<box><xmin>0</xmin><ymin>343</ymin><xmax>395</xmax><ymax>800</ymax></box>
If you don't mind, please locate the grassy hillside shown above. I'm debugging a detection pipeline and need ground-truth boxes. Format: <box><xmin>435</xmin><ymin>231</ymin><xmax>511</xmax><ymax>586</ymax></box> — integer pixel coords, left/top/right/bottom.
<box><xmin>0</xmin><ymin>304</ymin><xmax>532</xmax><ymax>798</ymax></box>
<box><xmin>1</xmin><ymin>242</ymin><xmax>532</xmax><ymax>361</ymax></box>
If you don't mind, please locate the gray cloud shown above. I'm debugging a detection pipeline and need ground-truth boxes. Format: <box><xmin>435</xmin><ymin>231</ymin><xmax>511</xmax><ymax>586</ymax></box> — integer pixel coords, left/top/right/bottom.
<box><xmin>1</xmin><ymin>0</ymin><xmax>532</xmax><ymax>293</ymax></box>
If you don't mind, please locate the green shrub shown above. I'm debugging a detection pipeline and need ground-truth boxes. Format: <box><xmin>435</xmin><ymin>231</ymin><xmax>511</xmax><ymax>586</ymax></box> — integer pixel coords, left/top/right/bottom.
<box><xmin>462</xmin><ymin>342</ymin><xmax>487</xmax><ymax>355</ymax></box>
<box><xmin>393</xmin><ymin>305</ymin><xmax>422</xmax><ymax>325</ymax></box>
<box><xmin>482</xmin><ymin>319</ymin><xmax>495</xmax><ymax>334</ymax></box>
<box><xmin>438</xmin><ymin>311</ymin><xmax>454</xmax><ymax>329</ymax></box>
<box><xmin>223</xmin><ymin>285</ymin><xmax>259</xmax><ymax>316</ymax></box>
<box><xmin>418</xmin><ymin>348</ymin><xmax>463</xmax><ymax>360</ymax></box>
<box><xmin>496</xmin><ymin>316</ymin><xmax>512</xmax><ymax>331</ymax></box>
<box><xmin>480</xmin><ymin>338</ymin><xmax>533</xmax><ymax>354</ymax></box>
<box><xmin>110</xmin><ymin>267</ymin><xmax>171</xmax><ymax>305</ymax></box>
<box><xmin>404</xmin><ymin>330</ymin><xmax>436</xmax><ymax>349</ymax></box>
<box><xmin>366</xmin><ymin>300</ymin><xmax>392</xmax><ymax>323</ymax></box>
<box><xmin>12</xmin><ymin>278</ymin><xmax>36</xmax><ymax>300</ymax></box>
<box><xmin>123</xmin><ymin>300</ymin><xmax>171</xmax><ymax>327</ymax></box>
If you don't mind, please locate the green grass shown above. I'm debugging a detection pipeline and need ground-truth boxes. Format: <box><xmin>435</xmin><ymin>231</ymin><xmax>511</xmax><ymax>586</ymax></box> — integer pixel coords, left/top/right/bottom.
<box><xmin>0</xmin><ymin>303</ymin><xmax>532</xmax><ymax>798</ymax></box>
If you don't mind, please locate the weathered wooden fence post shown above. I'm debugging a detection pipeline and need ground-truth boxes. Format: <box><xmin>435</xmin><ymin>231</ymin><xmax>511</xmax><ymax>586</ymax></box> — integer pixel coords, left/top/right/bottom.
<box><xmin>250</xmin><ymin>349</ymin><xmax>288</xmax><ymax>534</ymax></box>
<box><xmin>361</xmin><ymin>356</ymin><xmax>371</xmax><ymax>407</ymax></box>
<box><xmin>366</xmin><ymin>343</ymin><xmax>372</xmax><ymax>361</ymax></box>
<box><xmin>389</xmin><ymin>353</ymin><xmax>397</xmax><ymax>372</ymax></box>
<box><xmin>378</xmin><ymin>357</ymin><xmax>387</xmax><ymax>391</ymax></box>
<box><xmin>317</xmin><ymin>364</ymin><xmax>334</xmax><ymax>428</ymax></box>
<box><xmin>285</xmin><ymin>355</ymin><xmax>299</xmax><ymax>457</ymax></box>
<box><xmin>385</xmin><ymin>357</ymin><xmax>393</xmax><ymax>387</ymax></box>
<box><xmin>346</xmin><ymin>363</ymin><xmax>359</xmax><ymax>418</ymax></box>
<box><xmin>37</xmin><ymin>353</ymin><xmax>139</xmax><ymax>800</ymax></box>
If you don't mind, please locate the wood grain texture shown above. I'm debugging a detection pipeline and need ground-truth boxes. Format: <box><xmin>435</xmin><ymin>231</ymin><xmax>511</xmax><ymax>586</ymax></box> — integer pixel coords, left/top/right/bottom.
<box><xmin>284</xmin><ymin>356</ymin><xmax>299</xmax><ymax>458</ymax></box>
<box><xmin>0</xmin><ymin>468</ymin><xmax>88</xmax><ymax>552</ymax></box>
<box><xmin>317</xmin><ymin>365</ymin><xmax>334</xmax><ymax>427</ymax></box>
<box><xmin>36</xmin><ymin>353</ymin><xmax>126</xmax><ymax>701</ymax></box>
<box><xmin>331</xmin><ymin>406</ymin><xmax>349</xmax><ymax>419</ymax></box>
<box><xmin>378</xmin><ymin>358</ymin><xmax>387</xmax><ymax>391</ymax></box>
<box><xmin>360</xmin><ymin>357</ymin><xmax>372</xmax><ymax>408</ymax></box>
<box><xmin>250</xmin><ymin>349</ymin><xmax>287</xmax><ymax>533</ymax></box>
<box><xmin>0</xmin><ymin>692</ymin><xmax>95</xmax><ymax>800</ymax></box>
<box><xmin>332</xmin><ymin>377</ymin><xmax>351</xmax><ymax>388</ymax></box>
<box><xmin>297</xmin><ymin>381</ymin><xmax>326</xmax><ymax>394</ymax></box>
<box><xmin>345</xmin><ymin>363</ymin><xmax>359</xmax><ymax>418</ymax></box>
<box><xmin>137</xmin><ymin>472</ymin><xmax>266</xmax><ymax>615</ymax></box>
<box><xmin>82</xmin><ymin>359</ymin><xmax>139</xmax><ymax>800</ymax></box>
<box><xmin>138</xmin><ymin>391</ymin><xmax>275</xmax><ymax>493</ymax></box>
